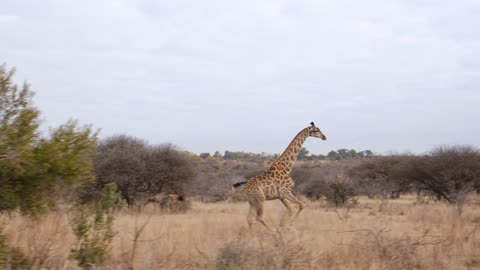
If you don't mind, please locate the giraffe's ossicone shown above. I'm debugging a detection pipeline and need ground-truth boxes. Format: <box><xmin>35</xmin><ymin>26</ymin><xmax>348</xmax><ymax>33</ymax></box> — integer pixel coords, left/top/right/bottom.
<box><xmin>233</xmin><ymin>122</ymin><xmax>327</xmax><ymax>231</ymax></box>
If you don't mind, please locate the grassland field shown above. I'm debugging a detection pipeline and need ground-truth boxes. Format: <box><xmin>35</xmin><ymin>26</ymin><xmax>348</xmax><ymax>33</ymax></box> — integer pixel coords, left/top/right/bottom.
<box><xmin>3</xmin><ymin>195</ymin><xmax>480</xmax><ymax>270</ymax></box>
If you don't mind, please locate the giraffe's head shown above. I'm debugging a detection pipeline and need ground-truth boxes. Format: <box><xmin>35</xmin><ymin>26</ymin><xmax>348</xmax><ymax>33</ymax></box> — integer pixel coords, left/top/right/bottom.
<box><xmin>307</xmin><ymin>122</ymin><xmax>327</xmax><ymax>140</ymax></box>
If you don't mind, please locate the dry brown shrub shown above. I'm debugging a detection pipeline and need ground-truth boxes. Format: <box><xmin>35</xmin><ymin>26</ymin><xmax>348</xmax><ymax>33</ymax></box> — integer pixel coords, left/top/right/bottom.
<box><xmin>326</xmin><ymin>228</ymin><xmax>452</xmax><ymax>270</ymax></box>
<box><xmin>2</xmin><ymin>212</ymin><xmax>74</xmax><ymax>270</ymax></box>
<box><xmin>167</xmin><ymin>200</ymin><xmax>192</xmax><ymax>213</ymax></box>
<box><xmin>93</xmin><ymin>136</ymin><xmax>195</xmax><ymax>205</ymax></box>
<box><xmin>215</xmin><ymin>234</ymin><xmax>318</xmax><ymax>270</ymax></box>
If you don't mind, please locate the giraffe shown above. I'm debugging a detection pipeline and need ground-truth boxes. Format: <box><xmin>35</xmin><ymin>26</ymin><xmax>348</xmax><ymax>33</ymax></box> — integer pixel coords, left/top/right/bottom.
<box><xmin>233</xmin><ymin>122</ymin><xmax>326</xmax><ymax>231</ymax></box>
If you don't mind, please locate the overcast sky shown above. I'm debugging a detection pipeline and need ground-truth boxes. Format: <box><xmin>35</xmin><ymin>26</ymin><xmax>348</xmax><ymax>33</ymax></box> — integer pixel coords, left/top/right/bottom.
<box><xmin>1</xmin><ymin>0</ymin><xmax>479</xmax><ymax>155</ymax></box>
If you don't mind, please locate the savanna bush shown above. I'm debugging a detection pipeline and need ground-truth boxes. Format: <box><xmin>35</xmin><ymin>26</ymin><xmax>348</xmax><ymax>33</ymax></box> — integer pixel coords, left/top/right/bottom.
<box><xmin>293</xmin><ymin>160</ymin><xmax>360</xmax><ymax>200</ymax></box>
<box><xmin>325</xmin><ymin>178</ymin><xmax>357</xmax><ymax>206</ymax></box>
<box><xmin>215</xmin><ymin>238</ymin><xmax>315</xmax><ymax>270</ymax></box>
<box><xmin>0</xmin><ymin>64</ymin><xmax>97</xmax><ymax>215</ymax></box>
<box><xmin>69</xmin><ymin>183</ymin><xmax>122</xmax><ymax>269</ymax></box>
<box><xmin>0</xmin><ymin>232</ymin><xmax>30</xmax><ymax>270</ymax></box>
<box><xmin>85</xmin><ymin>135</ymin><xmax>194</xmax><ymax>205</ymax></box>
<box><xmin>349</xmin><ymin>145</ymin><xmax>480</xmax><ymax>203</ymax></box>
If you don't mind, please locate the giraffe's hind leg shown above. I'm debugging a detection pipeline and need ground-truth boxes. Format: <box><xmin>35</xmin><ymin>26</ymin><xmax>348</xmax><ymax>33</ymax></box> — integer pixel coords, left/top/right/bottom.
<box><xmin>283</xmin><ymin>191</ymin><xmax>305</xmax><ymax>221</ymax></box>
<box><xmin>247</xmin><ymin>204</ymin><xmax>256</xmax><ymax>231</ymax></box>
<box><xmin>251</xmin><ymin>199</ymin><xmax>273</xmax><ymax>232</ymax></box>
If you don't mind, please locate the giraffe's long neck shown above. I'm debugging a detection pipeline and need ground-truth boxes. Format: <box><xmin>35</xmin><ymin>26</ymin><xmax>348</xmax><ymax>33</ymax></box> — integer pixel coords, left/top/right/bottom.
<box><xmin>269</xmin><ymin>128</ymin><xmax>309</xmax><ymax>175</ymax></box>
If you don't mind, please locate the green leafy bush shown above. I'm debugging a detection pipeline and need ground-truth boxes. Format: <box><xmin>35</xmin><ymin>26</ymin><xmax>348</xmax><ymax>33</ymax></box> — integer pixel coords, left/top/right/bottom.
<box><xmin>0</xmin><ymin>64</ymin><xmax>97</xmax><ymax>214</ymax></box>
<box><xmin>0</xmin><ymin>230</ymin><xmax>30</xmax><ymax>269</ymax></box>
<box><xmin>70</xmin><ymin>183</ymin><xmax>123</xmax><ymax>269</ymax></box>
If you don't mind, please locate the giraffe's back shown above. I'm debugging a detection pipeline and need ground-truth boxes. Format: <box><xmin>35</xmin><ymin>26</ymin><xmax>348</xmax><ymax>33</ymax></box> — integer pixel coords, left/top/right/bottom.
<box><xmin>244</xmin><ymin>172</ymin><xmax>293</xmax><ymax>201</ymax></box>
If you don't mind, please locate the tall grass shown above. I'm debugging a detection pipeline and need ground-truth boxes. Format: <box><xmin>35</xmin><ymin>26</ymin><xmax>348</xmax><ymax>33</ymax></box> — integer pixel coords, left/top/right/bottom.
<box><xmin>2</xmin><ymin>195</ymin><xmax>480</xmax><ymax>269</ymax></box>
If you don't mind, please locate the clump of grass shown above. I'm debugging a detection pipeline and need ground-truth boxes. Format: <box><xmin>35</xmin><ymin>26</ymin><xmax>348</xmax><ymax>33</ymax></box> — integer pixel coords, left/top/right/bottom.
<box><xmin>165</xmin><ymin>199</ymin><xmax>192</xmax><ymax>214</ymax></box>
<box><xmin>330</xmin><ymin>228</ymin><xmax>449</xmax><ymax>270</ymax></box>
<box><xmin>215</xmin><ymin>235</ymin><xmax>317</xmax><ymax>270</ymax></box>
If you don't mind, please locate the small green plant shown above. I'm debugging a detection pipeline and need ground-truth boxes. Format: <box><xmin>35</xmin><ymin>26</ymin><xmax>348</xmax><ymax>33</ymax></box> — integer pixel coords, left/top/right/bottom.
<box><xmin>70</xmin><ymin>182</ymin><xmax>124</xmax><ymax>269</ymax></box>
<box><xmin>0</xmin><ymin>228</ymin><xmax>31</xmax><ymax>270</ymax></box>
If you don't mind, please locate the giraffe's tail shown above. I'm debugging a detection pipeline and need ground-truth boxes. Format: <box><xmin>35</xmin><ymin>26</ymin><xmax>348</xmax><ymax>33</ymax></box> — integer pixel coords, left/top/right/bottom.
<box><xmin>232</xmin><ymin>181</ymin><xmax>247</xmax><ymax>190</ymax></box>
<box><xmin>226</xmin><ymin>181</ymin><xmax>247</xmax><ymax>199</ymax></box>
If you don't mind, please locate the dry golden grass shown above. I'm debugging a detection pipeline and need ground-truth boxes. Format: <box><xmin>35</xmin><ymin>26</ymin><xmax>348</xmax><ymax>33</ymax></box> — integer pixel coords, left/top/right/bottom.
<box><xmin>2</xmin><ymin>195</ymin><xmax>480</xmax><ymax>269</ymax></box>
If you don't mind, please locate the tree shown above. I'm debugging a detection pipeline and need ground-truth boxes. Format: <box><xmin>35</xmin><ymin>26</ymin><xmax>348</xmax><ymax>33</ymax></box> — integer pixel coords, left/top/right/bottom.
<box><xmin>325</xmin><ymin>178</ymin><xmax>357</xmax><ymax>206</ymax></box>
<box><xmin>349</xmin><ymin>146</ymin><xmax>480</xmax><ymax>202</ymax></box>
<box><xmin>92</xmin><ymin>135</ymin><xmax>194</xmax><ymax>205</ymax></box>
<box><xmin>223</xmin><ymin>151</ymin><xmax>234</xmax><ymax>160</ymax></box>
<box><xmin>199</xmin><ymin>152</ymin><xmax>211</xmax><ymax>159</ymax></box>
<box><xmin>392</xmin><ymin>145</ymin><xmax>480</xmax><ymax>203</ymax></box>
<box><xmin>349</xmin><ymin>155</ymin><xmax>409</xmax><ymax>198</ymax></box>
<box><xmin>327</xmin><ymin>150</ymin><xmax>340</xmax><ymax>160</ymax></box>
<box><xmin>337</xmin><ymin>149</ymin><xmax>350</xmax><ymax>159</ymax></box>
<box><xmin>326</xmin><ymin>149</ymin><xmax>373</xmax><ymax>160</ymax></box>
<box><xmin>0</xmin><ymin>64</ymin><xmax>97</xmax><ymax>214</ymax></box>
<box><xmin>213</xmin><ymin>151</ymin><xmax>223</xmax><ymax>159</ymax></box>
<box><xmin>297</xmin><ymin>147</ymin><xmax>309</xmax><ymax>160</ymax></box>
<box><xmin>361</xmin><ymin>150</ymin><xmax>374</xmax><ymax>158</ymax></box>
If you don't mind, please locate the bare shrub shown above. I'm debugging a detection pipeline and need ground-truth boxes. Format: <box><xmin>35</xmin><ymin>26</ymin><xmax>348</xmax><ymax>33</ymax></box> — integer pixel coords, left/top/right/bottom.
<box><xmin>349</xmin><ymin>145</ymin><xmax>480</xmax><ymax>203</ymax></box>
<box><xmin>334</xmin><ymin>228</ymin><xmax>448</xmax><ymax>270</ymax></box>
<box><xmin>325</xmin><ymin>178</ymin><xmax>357</xmax><ymax>207</ymax></box>
<box><xmin>189</xmin><ymin>165</ymin><xmax>237</xmax><ymax>202</ymax></box>
<box><xmin>348</xmin><ymin>155</ymin><xmax>411</xmax><ymax>198</ymax></box>
<box><xmin>215</xmin><ymin>236</ymin><xmax>317</xmax><ymax>270</ymax></box>
<box><xmin>392</xmin><ymin>145</ymin><xmax>480</xmax><ymax>203</ymax></box>
<box><xmin>294</xmin><ymin>160</ymin><xmax>361</xmax><ymax>200</ymax></box>
<box><xmin>90</xmin><ymin>135</ymin><xmax>194</xmax><ymax>205</ymax></box>
<box><xmin>301</xmin><ymin>180</ymin><xmax>329</xmax><ymax>200</ymax></box>
<box><xmin>292</xmin><ymin>162</ymin><xmax>328</xmax><ymax>200</ymax></box>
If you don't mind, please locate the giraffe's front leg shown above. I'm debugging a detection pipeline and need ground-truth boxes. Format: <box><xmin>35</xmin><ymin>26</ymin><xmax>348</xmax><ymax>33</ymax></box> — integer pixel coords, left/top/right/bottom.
<box><xmin>279</xmin><ymin>198</ymin><xmax>294</xmax><ymax>227</ymax></box>
<box><xmin>283</xmin><ymin>191</ymin><xmax>305</xmax><ymax>221</ymax></box>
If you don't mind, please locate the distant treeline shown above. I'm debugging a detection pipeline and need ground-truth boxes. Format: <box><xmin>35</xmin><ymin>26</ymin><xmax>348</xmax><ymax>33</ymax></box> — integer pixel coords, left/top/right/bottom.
<box><xmin>199</xmin><ymin>148</ymin><xmax>374</xmax><ymax>161</ymax></box>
